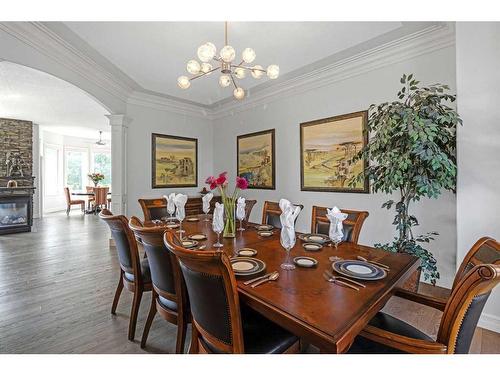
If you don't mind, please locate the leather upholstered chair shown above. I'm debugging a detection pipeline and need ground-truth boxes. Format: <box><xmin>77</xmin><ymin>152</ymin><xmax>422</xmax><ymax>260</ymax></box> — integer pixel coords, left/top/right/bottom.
<box><xmin>92</xmin><ymin>187</ymin><xmax>109</xmax><ymax>214</ymax></box>
<box><xmin>63</xmin><ymin>187</ymin><xmax>85</xmax><ymax>215</ymax></box>
<box><xmin>139</xmin><ymin>198</ymin><xmax>169</xmax><ymax>222</ymax></box>
<box><xmin>261</xmin><ymin>201</ymin><xmax>304</xmax><ymax>229</ymax></box>
<box><xmin>99</xmin><ymin>209</ymin><xmax>152</xmax><ymax>341</ymax></box>
<box><xmin>129</xmin><ymin>217</ymin><xmax>190</xmax><ymax>353</ymax></box>
<box><xmin>244</xmin><ymin>199</ymin><xmax>257</xmax><ymax>222</ymax></box>
<box><xmin>164</xmin><ymin>231</ymin><xmax>299</xmax><ymax>354</ymax></box>
<box><xmin>311</xmin><ymin>206</ymin><xmax>369</xmax><ymax>244</ymax></box>
<box><xmin>349</xmin><ymin>237</ymin><xmax>500</xmax><ymax>354</ymax></box>
<box><xmin>86</xmin><ymin>186</ymin><xmax>95</xmax><ymax>211</ymax></box>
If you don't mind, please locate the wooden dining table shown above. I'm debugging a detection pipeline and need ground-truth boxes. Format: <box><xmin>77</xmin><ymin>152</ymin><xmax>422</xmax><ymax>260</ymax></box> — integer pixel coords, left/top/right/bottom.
<box><xmin>150</xmin><ymin>215</ymin><xmax>419</xmax><ymax>354</ymax></box>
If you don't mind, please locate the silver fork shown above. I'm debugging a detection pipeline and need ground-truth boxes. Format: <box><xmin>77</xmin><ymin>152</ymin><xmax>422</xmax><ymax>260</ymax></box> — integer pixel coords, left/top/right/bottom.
<box><xmin>323</xmin><ymin>271</ymin><xmax>359</xmax><ymax>291</ymax></box>
<box><xmin>325</xmin><ymin>269</ymin><xmax>366</xmax><ymax>288</ymax></box>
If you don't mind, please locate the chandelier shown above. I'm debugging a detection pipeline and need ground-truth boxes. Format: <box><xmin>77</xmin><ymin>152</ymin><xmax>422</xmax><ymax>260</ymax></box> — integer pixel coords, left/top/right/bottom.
<box><xmin>177</xmin><ymin>22</ymin><xmax>279</xmax><ymax>100</ymax></box>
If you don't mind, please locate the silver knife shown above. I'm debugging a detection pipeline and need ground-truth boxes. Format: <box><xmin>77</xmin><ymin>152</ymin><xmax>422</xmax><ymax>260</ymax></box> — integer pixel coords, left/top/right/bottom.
<box><xmin>243</xmin><ymin>271</ymin><xmax>274</xmax><ymax>286</ymax></box>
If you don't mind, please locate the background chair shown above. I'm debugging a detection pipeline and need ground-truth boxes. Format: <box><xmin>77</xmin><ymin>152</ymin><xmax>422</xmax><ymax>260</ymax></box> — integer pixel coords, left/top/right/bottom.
<box><xmin>311</xmin><ymin>206</ymin><xmax>369</xmax><ymax>244</ymax></box>
<box><xmin>261</xmin><ymin>200</ymin><xmax>304</xmax><ymax>229</ymax></box>
<box><xmin>85</xmin><ymin>186</ymin><xmax>95</xmax><ymax>211</ymax></box>
<box><xmin>348</xmin><ymin>237</ymin><xmax>500</xmax><ymax>354</ymax></box>
<box><xmin>244</xmin><ymin>199</ymin><xmax>257</xmax><ymax>222</ymax></box>
<box><xmin>138</xmin><ymin>198</ymin><xmax>168</xmax><ymax>222</ymax></box>
<box><xmin>99</xmin><ymin>209</ymin><xmax>152</xmax><ymax>341</ymax></box>
<box><xmin>164</xmin><ymin>231</ymin><xmax>299</xmax><ymax>354</ymax></box>
<box><xmin>92</xmin><ymin>187</ymin><xmax>109</xmax><ymax>214</ymax></box>
<box><xmin>63</xmin><ymin>187</ymin><xmax>85</xmax><ymax>216</ymax></box>
<box><xmin>129</xmin><ymin>217</ymin><xmax>190</xmax><ymax>353</ymax></box>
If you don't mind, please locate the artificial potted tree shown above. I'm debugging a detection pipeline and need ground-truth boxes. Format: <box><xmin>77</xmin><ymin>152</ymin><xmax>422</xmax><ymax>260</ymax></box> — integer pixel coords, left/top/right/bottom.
<box><xmin>352</xmin><ymin>74</ymin><xmax>461</xmax><ymax>289</ymax></box>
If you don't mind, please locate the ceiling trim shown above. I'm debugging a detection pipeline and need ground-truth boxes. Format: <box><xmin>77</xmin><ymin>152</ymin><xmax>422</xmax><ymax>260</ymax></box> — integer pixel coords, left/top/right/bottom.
<box><xmin>0</xmin><ymin>22</ymin><xmax>134</xmax><ymax>103</ymax></box>
<box><xmin>209</xmin><ymin>23</ymin><xmax>455</xmax><ymax>119</ymax></box>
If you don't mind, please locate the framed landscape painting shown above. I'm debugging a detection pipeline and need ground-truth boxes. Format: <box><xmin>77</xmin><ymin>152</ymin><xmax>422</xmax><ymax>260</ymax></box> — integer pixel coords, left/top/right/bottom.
<box><xmin>151</xmin><ymin>133</ymin><xmax>198</xmax><ymax>188</ymax></box>
<box><xmin>300</xmin><ymin>111</ymin><xmax>369</xmax><ymax>193</ymax></box>
<box><xmin>237</xmin><ymin>129</ymin><xmax>275</xmax><ymax>189</ymax></box>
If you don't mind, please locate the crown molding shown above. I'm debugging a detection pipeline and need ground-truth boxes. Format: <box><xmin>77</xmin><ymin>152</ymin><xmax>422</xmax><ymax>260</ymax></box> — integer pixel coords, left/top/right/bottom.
<box><xmin>0</xmin><ymin>22</ymin><xmax>134</xmax><ymax>103</ymax></box>
<box><xmin>127</xmin><ymin>91</ymin><xmax>213</xmax><ymax>120</ymax></box>
<box><xmin>209</xmin><ymin>23</ymin><xmax>456</xmax><ymax>119</ymax></box>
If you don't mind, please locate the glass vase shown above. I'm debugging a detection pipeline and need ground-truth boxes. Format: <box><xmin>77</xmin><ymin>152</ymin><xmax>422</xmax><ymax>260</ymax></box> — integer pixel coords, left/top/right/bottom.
<box><xmin>223</xmin><ymin>198</ymin><xmax>236</xmax><ymax>238</ymax></box>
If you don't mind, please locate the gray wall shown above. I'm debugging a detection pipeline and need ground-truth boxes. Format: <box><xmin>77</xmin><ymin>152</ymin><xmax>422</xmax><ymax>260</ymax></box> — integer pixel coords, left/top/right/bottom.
<box><xmin>456</xmin><ymin>22</ymin><xmax>500</xmax><ymax>332</ymax></box>
<box><xmin>125</xmin><ymin>103</ymin><xmax>213</xmax><ymax>218</ymax></box>
<box><xmin>213</xmin><ymin>46</ymin><xmax>458</xmax><ymax>288</ymax></box>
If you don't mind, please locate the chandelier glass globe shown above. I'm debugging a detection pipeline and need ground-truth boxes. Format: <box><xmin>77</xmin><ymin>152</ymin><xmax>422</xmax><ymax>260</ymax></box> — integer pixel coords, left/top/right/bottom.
<box><xmin>186</xmin><ymin>60</ymin><xmax>201</xmax><ymax>75</ymax></box>
<box><xmin>219</xmin><ymin>75</ymin><xmax>231</xmax><ymax>88</ymax></box>
<box><xmin>200</xmin><ymin>62</ymin><xmax>212</xmax><ymax>74</ymax></box>
<box><xmin>267</xmin><ymin>65</ymin><xmax>280</xmax><ymax>79</ymax></box>
<box><xmin>251</xmin><ymin>65</ymin><xmax>264</xmax><ymax>79</ymax></box>
<box><xmin>177</xmin><ymin>76</ymin><xmax>190</xmax><ymax>89</ymax></box>
<box><xmin>242</xmin><ymin>48</ymin><xmax>256</xmax><ymax>63</ymax></box>
<box><xmin>197</xmin><ymin>42</ymin><xmax>216</xmax><ymax>62</ymax></box>
<box><xmin>234</xmin><ymin>67</ymin><xmax>246</xmax><ymax>79</ymax></box>
<box><xmin>233</xmin><ymin>87</ymin><xmax>245</xmax><ymax>100</ymax></box>
<box><xmin>220</xmin><ymin>45</ymin><xmax>236</xmax><ymax>62</ymax></box>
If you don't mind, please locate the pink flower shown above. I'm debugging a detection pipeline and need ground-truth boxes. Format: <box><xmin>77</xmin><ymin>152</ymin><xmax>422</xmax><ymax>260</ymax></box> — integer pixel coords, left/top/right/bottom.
<box><xmin>215</xmin><ymin>171</ymin><xmax>228</xmax><ymax>186</ymax></box>
<box><xmin>205</xmin><ymin>176</ymin><xmax>215</xmax><ymax>185</ymax></box>
<box><xmin>236</xmin><ymin>176</ymin><xmax>249</xmax><ymax>190</ymax></box>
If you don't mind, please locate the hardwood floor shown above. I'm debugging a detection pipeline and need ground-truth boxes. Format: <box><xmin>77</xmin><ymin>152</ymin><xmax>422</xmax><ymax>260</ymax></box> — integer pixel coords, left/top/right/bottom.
<box><xmin>0</xmin><ymin>211</ymin><xmax>498</xmax><ymax>354</ymax></box>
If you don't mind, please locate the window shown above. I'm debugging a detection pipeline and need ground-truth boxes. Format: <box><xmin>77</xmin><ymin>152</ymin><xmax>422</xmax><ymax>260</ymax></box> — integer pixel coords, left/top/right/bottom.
<box><xmin>91</xmin><ymin>152</ymin><xmax>111</xmax><ymax>186</ymax></box>
<box><xmin>65</xmin><ymin>149</ymin><xmax>88</xmax><ymax>191</ymax></box>
<box><xmin>44</xmin><ymin>145</ymin><xmax>60</xmax><ymax>196</ymax></box>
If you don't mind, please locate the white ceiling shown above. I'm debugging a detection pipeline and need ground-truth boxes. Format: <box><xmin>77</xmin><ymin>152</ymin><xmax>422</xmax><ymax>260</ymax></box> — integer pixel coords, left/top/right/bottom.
<box><xmin>64</xmin><ymin>22</ymin><xmax>402</xmax><ymax>105</ymax></box>
<box><xmin>0</xmin><ymin>61</ymin><xmax>110</xmax><ymax>139</ymax></box>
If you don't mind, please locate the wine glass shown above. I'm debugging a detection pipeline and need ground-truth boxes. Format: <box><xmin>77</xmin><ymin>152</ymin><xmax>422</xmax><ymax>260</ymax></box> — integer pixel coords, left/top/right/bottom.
<box><xmin>280</xmin><ymin>233</ymin><xmax>296</xmax><ymax>270</ymax></box>
<box><xmin>203</xmin><ymin>204</ymin><xmax>210</xmax><ymax>222</ymax></box>
<box><xmin>176</xmin><ymin>207</ymin><xmax>186</xmax><ymax>240</ymax></box>
<box><xmin>167</xmin><ymin>201</ymin><xmax>176</xmax><ymax>222</ymax></box>
<box><xmin>236</xmin><ymin>208</ymin><xmax>245</xmax><ymax>232</ymax></box>
<box><xmin>213</xmin><ymin>226</ymin><xmax>223</xmax><ymax>248</ymax></box>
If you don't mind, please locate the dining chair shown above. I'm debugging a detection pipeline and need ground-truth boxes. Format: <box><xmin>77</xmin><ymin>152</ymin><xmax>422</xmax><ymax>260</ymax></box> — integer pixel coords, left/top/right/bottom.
<box><xmin>63</xmin><ymin>187</ymin><xmax>85</xmax><ymax>216</ymax></box>
<box><xmin>99</xmin><ymin>209</ymin><xmax>152</xmax><ymax>341</ymax></box>
<box><xmin>310</xmin><ymin>206</ymin><xmax>369</xmax><ymax>244</ymax></box>
<box><xmin>128</xmin><ymin>217</ymin><xmax>190</xmax><ymax>353</ymax></box>
<box><xmin>164</xmin><ymin>231</ymin><xmax>300</xmax><ymax>354</ymax></box>
<box><xmin>244</xmin><ymin>199</ymin><xmax>257</xmax><ymax>222</ymax></box>
<box><xmin>261</xmin><ymin>200</ymin><xmax>304</xmax><ymax>229</ymax></box>
<box><xmin>348</xmin><ymin>236</ymin><xmax>500</xmax><ymax>354</ymax></box>
<box><xmin>138</xmin><ymin>198</ymin><xmax>168</xmax><ymax>222</ymax></box>
<box><xmin>86</xmin><ymin>186</ymin><xmax>95</xmax><ymax>211</ymax></box>
<box><xmin>92</xmin><ymin>187</ymin><xmax>109</xmax><ymax>214</ymax></box>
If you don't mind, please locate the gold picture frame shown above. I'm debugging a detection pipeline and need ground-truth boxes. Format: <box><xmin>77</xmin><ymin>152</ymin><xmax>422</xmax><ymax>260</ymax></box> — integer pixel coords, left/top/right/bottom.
<box><xmin>151</xmin><ymin>133</ymin><xmax>198</xmax><ymax>188</ymax></box>
<box><xmin>237</xmin><ymin>129</ymin><xmax>276</xmax><ymax>190</ymax></box>
<box><xmin>300</xmin><ymin>111</ymin><xmax>369</xmax><ymax>193</ymax></box>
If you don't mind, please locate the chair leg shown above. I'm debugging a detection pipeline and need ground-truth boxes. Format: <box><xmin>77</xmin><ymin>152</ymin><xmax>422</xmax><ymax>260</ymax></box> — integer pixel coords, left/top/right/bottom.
<box><xmin>128</xmin><ymin>288</ymin><xmax>143</xmax><ymax>341</ymax></box>
<box><xmin>66</xmin><ymin>206</ymin><xmax>70</xmax><ymax>216</ymax></box>
<box><xmin>188</xmin><ymin>322</ymin><xmax>199</xmax><ymax>354</ymax></box>
<box><xmin>111</xmin><ymin>273</ymin><xmax>123</xmax><ymax>315</ymax></box>
<box><xmin>175</xmin><ymin>314</ymin><xmax>188</xmax><ymax>354</ymax></box>
<box><xmin>140</xmin><ymin>292</ymin><xmax>157</xmax><ymax>349</ymax></box>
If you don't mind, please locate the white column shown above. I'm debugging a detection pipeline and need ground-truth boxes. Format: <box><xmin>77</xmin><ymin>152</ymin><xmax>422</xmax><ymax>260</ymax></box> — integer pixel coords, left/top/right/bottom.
<box><xmin>106</xmin><ymin>114</ymin><xmax>130</xmax><ymax>216</ymax></box>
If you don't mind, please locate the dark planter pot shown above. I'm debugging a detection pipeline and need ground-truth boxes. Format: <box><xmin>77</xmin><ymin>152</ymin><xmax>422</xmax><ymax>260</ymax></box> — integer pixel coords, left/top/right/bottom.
<box><xmin>401</xmin><ymin>267</ymin><xmax>421</xmax><ymax>292</ymax></box>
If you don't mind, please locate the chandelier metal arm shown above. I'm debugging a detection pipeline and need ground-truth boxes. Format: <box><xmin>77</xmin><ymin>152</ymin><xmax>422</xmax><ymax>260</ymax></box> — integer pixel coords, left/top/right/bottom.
<box><xmin>231</xmin><ymin>64</ymin><xmax>267</xmax><ymax>73</ymax></box>
<box><xmin>230</xmin><ymin>74</ymin><xmax>238</xmax><ymax>89</ymax></box>
<box><xmin>189</xmin><ymin>66</ymin><xmax>221</xmax><ymax>81</ymax></box>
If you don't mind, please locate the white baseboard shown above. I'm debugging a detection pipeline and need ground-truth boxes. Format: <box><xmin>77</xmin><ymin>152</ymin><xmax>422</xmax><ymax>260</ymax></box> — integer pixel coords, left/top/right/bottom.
<box><xmin>478</xmin><ymin>313</ymin><xmax>500</xmax><ymax>333</ymax></box>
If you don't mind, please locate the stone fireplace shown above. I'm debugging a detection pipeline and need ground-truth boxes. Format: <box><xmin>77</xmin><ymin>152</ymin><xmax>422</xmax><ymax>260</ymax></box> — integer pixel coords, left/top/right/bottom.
<box><xmin>0</xmin><ymin>118</ymin><xmax>35</xmax><ymax>234</ymax></box>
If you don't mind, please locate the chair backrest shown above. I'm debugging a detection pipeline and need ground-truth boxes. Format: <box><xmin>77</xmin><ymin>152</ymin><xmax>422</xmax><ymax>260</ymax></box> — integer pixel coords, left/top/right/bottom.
<box><xmin>138</xmin><ymin>198</ymin><xmax>168</xmax><ymax>222</ymax></box>
<box><xmin>164</xmin><ymin>231</ymin><xmax>244</xmax><ymax>353</ymax></box>
<box><xmin>311</xmin><ymin>206</ymin><xmax>369</xmax><ymax>244</ymax></box>
<box><xmin>437</xmin><ymin>237</ymin><xmax>500</xmax><ymax>354</ymax></box>
<box><xmin>99</xmin><ymin>209</ymin><xmax>143</xmax><ymax>285</ymax></box>
<box><xmin>94</xmin><ymin>187</ymin><xmax>109</xmax><ymax>206</ymax></box>
<box><xmin>129</xmin><ymin>217</ymin><xmax>184</xmax><ymax>306</ymax></box>
<box><xmin>63</xmin><ymin>187</ymin><xmax>71</xmax><ymax>205</ymax></box>
<box><xmin>244</xmin><ymin>199</ymin><xmax>257</xmax><ymax>222</ymax></box>
<box><xmin>261</xmin><ymin>200</ymin><xmax>304</xmax><ymax>229</ymax></box>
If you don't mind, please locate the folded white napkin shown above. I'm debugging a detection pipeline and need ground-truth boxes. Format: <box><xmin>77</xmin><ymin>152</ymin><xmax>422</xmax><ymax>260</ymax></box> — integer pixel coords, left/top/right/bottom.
<box><xmin>164</xmin><ymin>193</ymin><xmax>176</xmax><ymax>215</ymax></box>
<box><xmin>279</xmin><ymin>198</ymin><xmax>301</xmax><ymax>250</ymax></box>
<box><xmin>174</xmin><ymin>193</ymin><xmax>188</xmax><ymax>221</ymax></box>
<box><xmin>236</xmin><ymin>197</ymin><xmax>246</xmax><ymax>221</ymax></box>
<box><xmin>202</xmin><ymin>192</ymin><xmax>213</xmax><ymax>213</ymax></box>
<box><xmin>212</xmin><ymin>202</ymin><xmax>225</xmax><ymax>233</ymax></box>
<box><xmin>326</xmin><ymin>206</ymin><xmax>348</xmax><ymax>242</ymax></box>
